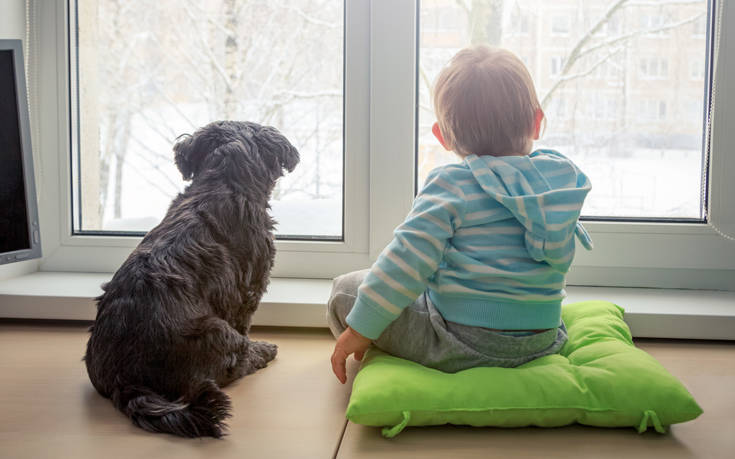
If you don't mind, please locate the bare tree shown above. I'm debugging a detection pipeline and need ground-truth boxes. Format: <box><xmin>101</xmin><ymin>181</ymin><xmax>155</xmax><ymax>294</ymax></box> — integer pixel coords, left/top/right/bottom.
<box><xmin>86</xmin><ymin>0</ymin><xmax>344</xmax><ymax>228</ymax></box>
<box><xmin>421</xmin><ymin>0</ymin><xmax>705</xmax><ymax>111</ymax></box>
<box><xmin>540</xmin><ymin>0</ymin><xmax>704</xmax><ymax>109</ymax></box>
<box><xmin>98</xmin><ymin>0</ymin><xmax>135</xmax><ymax>220</ymax></box>
<box><xmin>456</xmin><ymin>0</ymin><xmax>506</xmax><ymax>45</ymax></box>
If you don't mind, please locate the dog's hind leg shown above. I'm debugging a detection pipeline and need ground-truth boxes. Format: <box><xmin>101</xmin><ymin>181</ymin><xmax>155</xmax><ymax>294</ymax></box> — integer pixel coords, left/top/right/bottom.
<box><xmin>182</xmin><ymin>315</ymin><xmax>275</xmax><ymax>388</ymax></box>
<box><xmin>218</xmin><ymin>338</ymin><xmax>278</xmax><ymax>387</ymax></box>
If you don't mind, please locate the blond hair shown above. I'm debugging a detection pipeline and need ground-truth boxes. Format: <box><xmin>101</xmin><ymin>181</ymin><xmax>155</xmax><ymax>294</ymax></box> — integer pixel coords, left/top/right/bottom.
<box><xmin>433</xmin><ymin>46</ymin><xmax>542</xmax><ymax>157</ymax></box>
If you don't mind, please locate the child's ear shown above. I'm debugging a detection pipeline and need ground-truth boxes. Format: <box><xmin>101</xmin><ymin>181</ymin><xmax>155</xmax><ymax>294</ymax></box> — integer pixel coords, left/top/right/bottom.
<box><xmin>432</xmin><ymin>122</ymin><xmax>450</xmax><ymax>151</ymax></box>
<box><xmin>533</xmin><ymin>109</ymin><xmax>544</xmax><ymax>140</ymax></box>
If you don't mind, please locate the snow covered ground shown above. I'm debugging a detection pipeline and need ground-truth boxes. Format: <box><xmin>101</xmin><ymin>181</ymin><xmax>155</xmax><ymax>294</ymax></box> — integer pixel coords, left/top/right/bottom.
<box><xmin>102</xmin><ymin>143</ymin><xmax>702</xmax><ymax>239</ymax></box>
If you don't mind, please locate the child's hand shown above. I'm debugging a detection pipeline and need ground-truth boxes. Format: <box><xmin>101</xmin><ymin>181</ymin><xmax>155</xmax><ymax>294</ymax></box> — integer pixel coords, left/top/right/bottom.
<box><xmin>331</xmin><ymin>326</ymin><xmax>372</xmax><ymax>384</ymax></box>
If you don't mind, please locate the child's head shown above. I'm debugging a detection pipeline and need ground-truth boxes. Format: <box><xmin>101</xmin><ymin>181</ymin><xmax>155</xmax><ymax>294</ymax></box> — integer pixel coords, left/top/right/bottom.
<box><xmin>432</xmin><ymin>46</ymin><xmax>544</xmax><ymax>157</ymax></box>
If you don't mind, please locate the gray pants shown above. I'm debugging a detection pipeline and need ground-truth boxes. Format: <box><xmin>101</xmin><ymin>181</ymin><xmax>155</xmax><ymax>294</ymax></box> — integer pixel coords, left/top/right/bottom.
<box><xmin>327</xmin><ymin>270</ymin><xmax>568</xmax><ymax>373</ymax></box>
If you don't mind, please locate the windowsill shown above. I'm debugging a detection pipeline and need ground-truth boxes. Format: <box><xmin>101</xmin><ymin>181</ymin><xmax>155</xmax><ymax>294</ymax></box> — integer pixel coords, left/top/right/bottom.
<box><xmin>0</xmin><ymin>272</ymin><xmax>733</xmax><ymax>340</ymax></box>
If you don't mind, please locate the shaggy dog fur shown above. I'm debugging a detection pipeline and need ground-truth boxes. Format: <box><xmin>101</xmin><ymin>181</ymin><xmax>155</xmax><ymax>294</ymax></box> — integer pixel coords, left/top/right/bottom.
<box><xmin>84</xmin><ymin>120</ymin><xmax>299</xmax><ymax>438</ymax></box>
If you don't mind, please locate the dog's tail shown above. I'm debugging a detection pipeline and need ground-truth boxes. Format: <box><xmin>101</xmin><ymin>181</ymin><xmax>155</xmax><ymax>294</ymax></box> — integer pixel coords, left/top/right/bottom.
<box><xmin>112</xmin><ymin>379</ymin><xmax>231</xmax><ymax>438</ymax></box>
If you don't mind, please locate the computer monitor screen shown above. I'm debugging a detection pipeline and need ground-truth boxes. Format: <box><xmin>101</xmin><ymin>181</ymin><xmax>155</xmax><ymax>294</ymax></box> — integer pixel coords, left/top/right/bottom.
<box><xmin>0</xmin><ymin>40</ymin><xmax>41</xmax><ymax>264</ymax></box>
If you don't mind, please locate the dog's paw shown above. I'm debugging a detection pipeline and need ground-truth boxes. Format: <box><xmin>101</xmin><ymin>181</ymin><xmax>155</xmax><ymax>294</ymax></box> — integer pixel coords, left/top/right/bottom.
<box><xmin>251</xmin><ymin>340</ymin><xmax>278</xmax><ymax>363</ymax></box>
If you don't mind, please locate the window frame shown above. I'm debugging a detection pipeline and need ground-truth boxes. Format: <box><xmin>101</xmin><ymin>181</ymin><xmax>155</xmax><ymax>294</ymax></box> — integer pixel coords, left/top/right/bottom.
<box><xmin>411</xmin><ymin>0</ymin><xmax>735</xmax><ymax>290</ymax></box>
<box><xmin>24</xmin><ymin>0</ymin><xmax>735</xmax><ymax>291</ymax></box>
<box><xmin>35</xmin><ymin>0</ymin><xmax>384</xmax><ymax>278</ymax></box>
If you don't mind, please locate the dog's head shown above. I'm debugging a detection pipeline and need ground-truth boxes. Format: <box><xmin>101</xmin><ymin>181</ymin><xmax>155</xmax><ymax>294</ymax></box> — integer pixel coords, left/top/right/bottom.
<box><xmin>173</xmin><ymin>121</ymin><xmax>300</xmax><ymax>192</ymax></box>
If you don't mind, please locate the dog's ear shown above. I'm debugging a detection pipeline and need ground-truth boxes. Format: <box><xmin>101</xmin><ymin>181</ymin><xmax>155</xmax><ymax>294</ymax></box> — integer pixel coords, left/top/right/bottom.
<box><xmin>173</xmin><ymin>134</ymin><xmax>200</xmax><ymax>181</ymax></box>
<box><xmin>175</xmin><ymin>121</ymin><xmax>244</xmax><ymax>181</ymax></box>
<box><xmin>253</xmin><ymin>126</ymin><xmax>300</xmax><ymax>178</ymax></box>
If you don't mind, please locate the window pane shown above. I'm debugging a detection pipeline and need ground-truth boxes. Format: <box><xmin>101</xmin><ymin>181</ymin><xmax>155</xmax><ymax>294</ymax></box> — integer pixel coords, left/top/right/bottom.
<box><xmin>73</xmin><ymin>0</ymin><xmax>343</xmax><ymax>238</ymax></box>
<box><xmin>418</xmin><ymin>0</ymin><xmax>708</xmax><ymax>219</ymax></box>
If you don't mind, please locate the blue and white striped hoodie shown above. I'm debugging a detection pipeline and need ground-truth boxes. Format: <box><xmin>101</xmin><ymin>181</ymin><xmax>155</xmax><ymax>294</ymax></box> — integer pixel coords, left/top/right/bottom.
<box><xmin>346</xmin><ymin>149</ymin><xmax>593</xmax><ymax>340</ymax></box>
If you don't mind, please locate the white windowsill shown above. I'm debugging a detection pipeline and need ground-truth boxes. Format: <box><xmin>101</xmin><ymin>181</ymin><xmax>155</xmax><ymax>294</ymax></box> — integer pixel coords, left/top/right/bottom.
<box><xmin>0</xmin><ymin>272</ymin><xmax>733</xmax><ymax>340</ymax></box>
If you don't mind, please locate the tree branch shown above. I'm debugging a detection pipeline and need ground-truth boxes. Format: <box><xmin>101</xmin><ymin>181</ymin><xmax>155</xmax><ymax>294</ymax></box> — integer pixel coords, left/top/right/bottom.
<box><xmin>577</xmin><ymin>12</ymin><xmax>705</xmax><ymax>60</ymax></box>
<box><xmin>541</xmin><ymin>3</ymin><xmax>704</xmax><ymax>108</ymax></box>
<box><xmin>275</xmin><ymin>90</ymin><xmax>342</xmax><ymax>100</ymax></box>
<box><xmin>273</xmin><ymin>0</ymin><xmax>339</xmax><ymax>29</ymax></box>
<box><xmin>454</xmin><ymin>0</ymin><xmax>470</xmax><ymax>15</ymax></box>
<box><xmin>181</xmin><ymin>0</ymin><xmax>234</xmax><ymax>90</ymax></box>
<box><xmin>558</xmin><ymin>0</ymin><xmax>629</xmax><ymax>77</ymax></box>
<box><xmin>541</xmin><ymin>47</ymin><xmax>625</xmax><ymax>109</ymax></box>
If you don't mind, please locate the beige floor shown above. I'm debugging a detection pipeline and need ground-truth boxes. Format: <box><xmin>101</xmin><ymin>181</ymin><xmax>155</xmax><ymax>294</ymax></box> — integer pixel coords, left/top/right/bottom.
<box><xmin>0</xmin><ymin>322</ymin><xmax>733</xmax><ymax>459</ymax></box>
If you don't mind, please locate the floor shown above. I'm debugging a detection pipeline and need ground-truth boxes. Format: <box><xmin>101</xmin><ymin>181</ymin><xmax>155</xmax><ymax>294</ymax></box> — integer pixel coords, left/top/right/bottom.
<box><xmin>0</xmin><ymin>322</ymin><xmax>733</xmax><ymax>459</ymax></box>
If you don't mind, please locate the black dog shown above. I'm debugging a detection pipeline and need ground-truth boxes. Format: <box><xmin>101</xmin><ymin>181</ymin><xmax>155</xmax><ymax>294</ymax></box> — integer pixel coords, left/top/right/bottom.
<box><xmin>84</xmin><ymin>121</ymin><xmax>299</xmax><ymax>438</ymax></box>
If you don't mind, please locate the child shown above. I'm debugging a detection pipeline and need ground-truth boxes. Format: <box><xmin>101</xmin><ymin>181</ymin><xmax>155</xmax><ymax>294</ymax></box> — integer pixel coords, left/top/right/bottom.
<box><xmin>328</xmin><ymin>46</ymin><xmax>593</xmax><ymax>384</ymax></box>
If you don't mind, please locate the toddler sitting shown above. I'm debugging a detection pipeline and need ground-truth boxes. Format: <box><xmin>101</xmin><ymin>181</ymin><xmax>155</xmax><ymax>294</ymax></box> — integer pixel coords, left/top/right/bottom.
<box><xmin>329</xmin><ymin>46</ymin><xmax>593</xmax><ymax>383</ymax></box>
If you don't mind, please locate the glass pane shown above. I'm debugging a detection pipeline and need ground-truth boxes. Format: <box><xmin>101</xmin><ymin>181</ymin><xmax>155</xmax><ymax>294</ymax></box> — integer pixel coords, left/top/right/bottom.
<box><xmin>418</xmin><ymin>0</ymin><xmax>708</xmax><ymax>219</ymax></box>
<box><xmin>73</xmin><ymin>0</ymin><xmax>343</xmax><ymax>238</ymax></box>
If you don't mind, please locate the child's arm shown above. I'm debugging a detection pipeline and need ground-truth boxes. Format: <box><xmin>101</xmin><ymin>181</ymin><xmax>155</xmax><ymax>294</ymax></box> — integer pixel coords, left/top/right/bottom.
<box><xmin>329</xmin><ymin>168</ymin><xmax>464</xmax><ymax>383</ymax></box>
<box><xmin>346</xmin><ymin>168</ymin><xmax>465</xmax><ymax>339</ymax></box>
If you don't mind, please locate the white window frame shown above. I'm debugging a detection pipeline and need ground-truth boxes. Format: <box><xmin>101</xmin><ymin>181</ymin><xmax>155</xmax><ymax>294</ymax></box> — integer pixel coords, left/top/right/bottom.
<box><xmin>412</xmin><ymin>0</ymin><xmax>735</xmax><ymax>291</ymax></box>
<box><xmin>31</xmin><ymin>0</ymin><xmax>392</xmax><ymax>278</ymax></box>
<box><xmin>16</xmin><ymin>0</ymin><xmax>735</xmax><ymax>292</ymax></box>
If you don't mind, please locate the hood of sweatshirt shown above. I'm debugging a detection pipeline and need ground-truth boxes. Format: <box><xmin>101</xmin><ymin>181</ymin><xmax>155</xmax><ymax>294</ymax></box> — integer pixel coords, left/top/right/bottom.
<box><xmin>464</xmin><ymin>149</ymin><xmax>593</xmax><ymax>273</ymax></box>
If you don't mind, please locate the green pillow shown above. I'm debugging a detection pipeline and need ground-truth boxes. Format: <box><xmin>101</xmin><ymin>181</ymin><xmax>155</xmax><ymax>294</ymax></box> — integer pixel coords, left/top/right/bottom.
<box><xmin>346</xmin><ymin>301</ymin><xmax>702</xmax><ymax>438</ymax></box>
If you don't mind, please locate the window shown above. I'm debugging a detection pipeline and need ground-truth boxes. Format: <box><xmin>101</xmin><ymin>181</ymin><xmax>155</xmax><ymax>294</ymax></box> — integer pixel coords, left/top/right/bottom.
<box><xmin>551</xmin><ymin>15</ymin><xmax>571</xmax><ymax>36</ymax></box>
<box><xmin>20</xmin><ymin>0</ymin><xmax>735</xmax><ymax>291</ymax></box>
<box><xmin>640</xmin><ymin>13</ymin><xmax>670</xmax><ymax>37</ymax></box>
<box><xmin>71</xmin><ymin>0</ymin><xmax>344</xmax><ymax>239</ymax></box>
<box><xmin>587</xmin><ymin>10</ymin><xmax>622</xmax><ymax>37</ymax></box>
<box><xmin>638</xmin><ymin>99</ymin><xmax>667</xmax><ymax>122</ymax></box>
<box><xmin>639</xmin><ymin>57</ymin><xmax>669</xmax><ymax>80</ymax></box>
<box><xmin>593</xmin><ymin>59</ymin><xmax>623</xmax><ymax>81</ymax></box>
<box><xmin>418</xmin><ymin>0</ymin><xmax>707</xmax><ymax>220</ymax></box>
<box><xmin>690</xmin><ymin>58</ymin><xmax>705</xmax><ymax>80</ymax></box>
<box><xmin>692</xmin><ymin>15</ymin><xmax>707</xmax><ymax>37</ymax></box>
<box><xmin>587</xmin><ymin>94</ymin><xmax>620</xmax><ymax>121</ymax></box>
<box><xmin>508</xmin><ymin>8</ymin><xmax>531</xmax><ymax>36</ymax></box>
<box><xmin>29</xmin><ymin>0</ymin><xmax>375</xmax><ymax>277</ymax></box>
<box><xmin>550</xmin><ymin>56</ymin><xmax>565</xmax><ymax>77</ymax></box>
<box><xmin>606</xmin><ymin>15</ymin><xmax>622</xmax><ymax>36</ymax></box>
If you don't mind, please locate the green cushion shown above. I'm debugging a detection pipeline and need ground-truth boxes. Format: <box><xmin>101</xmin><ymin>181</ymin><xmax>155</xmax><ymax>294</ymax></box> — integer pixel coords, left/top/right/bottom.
<box><xmin>346</xmin><ymin>301</ymin><xmax>702</xmax><ymax>437</ymax></box>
